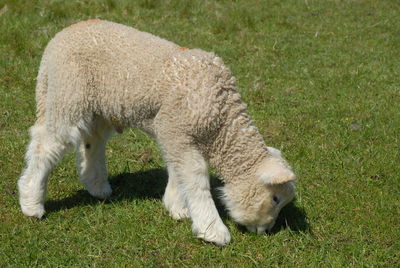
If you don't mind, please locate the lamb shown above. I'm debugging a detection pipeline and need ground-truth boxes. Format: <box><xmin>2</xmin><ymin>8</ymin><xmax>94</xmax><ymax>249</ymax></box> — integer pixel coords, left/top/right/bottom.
<box><xmin>18</xmin><ymin>19</ymin><xmax>297</xmax><ymax>245</ymax></box>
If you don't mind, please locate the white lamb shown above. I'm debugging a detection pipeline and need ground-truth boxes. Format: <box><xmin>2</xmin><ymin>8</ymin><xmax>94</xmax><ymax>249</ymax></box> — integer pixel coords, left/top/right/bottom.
<box><xmin>18</xmin><ymin>20</ymin><xmax>296</xmax><ymax>245</ymax></box>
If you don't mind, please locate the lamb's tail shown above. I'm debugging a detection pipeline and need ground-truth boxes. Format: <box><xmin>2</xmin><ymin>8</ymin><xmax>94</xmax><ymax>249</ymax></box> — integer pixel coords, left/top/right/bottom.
<box><xmin>34</xmin><ymin>59</ymin><xmax>48</xmax><ymax>125</ymax></box>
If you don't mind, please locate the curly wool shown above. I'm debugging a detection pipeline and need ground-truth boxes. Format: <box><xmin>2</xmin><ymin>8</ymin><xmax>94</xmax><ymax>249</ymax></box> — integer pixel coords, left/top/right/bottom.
<box><xmin>39</xmin><ymin>20</ymin><xmax>267</xmax><ymax>178</ymax></box>
<box><xmin>18</xmin><ymin>20</ymin><xmax>296</xmax><ymax>245</ymax></box>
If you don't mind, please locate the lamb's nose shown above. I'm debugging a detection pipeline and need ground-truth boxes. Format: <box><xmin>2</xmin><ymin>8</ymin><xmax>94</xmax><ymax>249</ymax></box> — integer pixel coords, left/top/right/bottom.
<box><xmin>256</xmin><ymin>225</ymin><xmax>268</xmax><ymax>234</ymax></box>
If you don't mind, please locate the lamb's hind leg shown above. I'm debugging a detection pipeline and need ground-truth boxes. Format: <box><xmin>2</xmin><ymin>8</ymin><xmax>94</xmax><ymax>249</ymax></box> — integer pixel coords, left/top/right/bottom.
<box><xmin>18</xmin><ymin>124</ymin><xmax>69</xmax><ymax>218</ymax></box>
<box><xmin>76</xmin><ymin>119</ymin><xmax>113</xmax><ymax>199</ymax></box>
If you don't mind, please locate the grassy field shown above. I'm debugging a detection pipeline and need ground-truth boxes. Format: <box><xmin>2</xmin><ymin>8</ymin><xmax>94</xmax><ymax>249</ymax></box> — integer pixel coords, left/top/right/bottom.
<box><xmin>1</xmin><ymin>0</ymin><xmax>399</xmax><ymax>266</ymax></box>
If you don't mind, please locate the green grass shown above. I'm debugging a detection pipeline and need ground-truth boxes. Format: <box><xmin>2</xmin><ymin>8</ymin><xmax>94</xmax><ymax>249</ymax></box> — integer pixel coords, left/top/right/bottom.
<box><xmin>1</xmin><ymin>0</ymin><xmax>399</xmax><ymax>266</ymax></box>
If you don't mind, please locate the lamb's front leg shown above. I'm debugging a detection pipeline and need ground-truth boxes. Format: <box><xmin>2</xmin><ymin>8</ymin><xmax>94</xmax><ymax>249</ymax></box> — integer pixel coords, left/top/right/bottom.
<box><xmin>173</xmin><ymin>150</ymin><xmax>231</xmax><ymax>245</ymax></box>
<box><xmin>163</xmin><ymin>164</ymin><xmax>190</xmax><ymax>220</ymax></box>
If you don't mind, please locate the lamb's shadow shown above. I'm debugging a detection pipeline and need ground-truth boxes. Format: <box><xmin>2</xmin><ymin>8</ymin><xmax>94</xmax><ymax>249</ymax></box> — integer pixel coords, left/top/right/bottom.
<box><xmin>46</xmin><ymin>168</ymin><xmax>310</xmax><ymax>234</ymax></box>
<box><xmin>272</xmin><ymin>201</ymin><xmax>310</xmax><ymax>233</ymax></box>
<box><xmin>46</xmin><ymin>169</ymin><xmax>169</xmax><ymax>213</ymax></box>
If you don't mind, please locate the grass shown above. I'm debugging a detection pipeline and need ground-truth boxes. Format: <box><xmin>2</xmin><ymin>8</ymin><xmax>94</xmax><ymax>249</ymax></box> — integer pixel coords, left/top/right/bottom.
<box><xmin>0</xmin><ymin>0</ymin><xmax>399</xmax><ymax>266</ymax></box>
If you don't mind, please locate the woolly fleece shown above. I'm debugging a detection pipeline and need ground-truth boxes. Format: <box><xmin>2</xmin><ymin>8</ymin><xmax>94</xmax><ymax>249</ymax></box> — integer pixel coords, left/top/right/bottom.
<box><xmin>18</xmin><ymin>20</ymin><xmax>296</xmax><ymax>245</ymax></box>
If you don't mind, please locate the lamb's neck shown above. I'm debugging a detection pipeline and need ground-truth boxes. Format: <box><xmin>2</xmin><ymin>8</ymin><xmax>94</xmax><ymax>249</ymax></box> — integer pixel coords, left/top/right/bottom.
<box><xmin>207</xmin><ymin>112</ymin><xmax>268</xmax><ymax>182</ymax></box>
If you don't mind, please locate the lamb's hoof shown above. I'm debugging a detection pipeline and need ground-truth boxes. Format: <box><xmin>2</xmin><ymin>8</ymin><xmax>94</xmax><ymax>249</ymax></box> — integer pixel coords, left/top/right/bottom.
<box><xmin>163</xmin><ymin>195</ymin><xmax>190</xmax><ymax>220</ymax></box>
<box><xmin>168</xmin><ymin>206</ymin><xmax>190</xmax><ymax>220</ymax></box>
<box><xmin>86</xmin><ymin>182</ymin><xmax>112</xmax><ymax>200</ymax></box>
<box><xmin>193</xmin><ymin>222</ymin><xmax>231</xmax><ymax>246</ymax></box>
<box><xmin>20</xmin><ymin>203</ymin><xmax>45</xmax><ymax>219</ymax></box>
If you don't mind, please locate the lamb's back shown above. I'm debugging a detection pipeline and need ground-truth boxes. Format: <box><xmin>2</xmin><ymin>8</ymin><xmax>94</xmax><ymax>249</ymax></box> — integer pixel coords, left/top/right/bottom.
<box><xmin>41</xmin><ymin>20</ymin><xmax>241</xmax><ymax>135</ymax></box>
<box><xmin>42</xmin><ymin>20</ymin><xmax>189</xmax><ymax>124</ymax></box>
<box><xmin>45</xmin><ymin>19</ymin><xmax>181</xmax><ymax>89</ymax></box>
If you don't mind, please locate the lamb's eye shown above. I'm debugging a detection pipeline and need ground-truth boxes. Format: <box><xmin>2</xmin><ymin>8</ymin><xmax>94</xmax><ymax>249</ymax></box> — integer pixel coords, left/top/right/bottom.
<box><xmin>273</xmin><ymin>195</ymin><xmax>280</xmax><ymax>205</ymax></box>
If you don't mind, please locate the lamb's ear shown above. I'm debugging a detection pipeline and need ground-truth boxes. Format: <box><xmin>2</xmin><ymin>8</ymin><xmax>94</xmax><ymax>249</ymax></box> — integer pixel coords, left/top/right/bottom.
<box><xmin>260</xmin><ymin>167</ymin><xmax>296</xmax><ymax>185</ymax></box>
<box><xmin>266</xmin><ymin>146</ymin><xmax>282</xmax><ymax>157</ymax></box>
<box><xmin>258</xmin><ymin>159</ymin><xmax>296</xmax><ymax>185</ymax></box>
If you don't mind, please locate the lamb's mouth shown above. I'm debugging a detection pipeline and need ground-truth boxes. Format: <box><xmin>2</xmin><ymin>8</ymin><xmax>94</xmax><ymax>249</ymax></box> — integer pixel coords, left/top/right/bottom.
<box><xmin>246</xmin><ymin>221</ymin><xmax>276</xmax><ymax>234</ymax></box>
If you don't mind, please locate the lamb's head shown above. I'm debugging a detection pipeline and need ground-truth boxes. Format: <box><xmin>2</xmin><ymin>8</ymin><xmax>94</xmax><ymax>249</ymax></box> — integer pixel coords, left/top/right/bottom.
<box><xmin>220</xmin><ymin>146</ymin><xmax>296</xmax><ymax>234</ymax></box>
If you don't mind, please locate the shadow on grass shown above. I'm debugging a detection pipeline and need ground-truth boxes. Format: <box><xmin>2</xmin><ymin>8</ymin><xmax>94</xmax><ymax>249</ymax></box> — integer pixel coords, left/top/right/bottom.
<box><xmin>46</xmin><ymin>168</ymin><xmax>309</xmax><ymax>234</ymax></box>
<box><xmin>46</xmin><ymin>168</ymin><xmax>169</xmax><ymax>213</ymax></box>
<box><xmin>270</xmin><ymin>202</ymin><xmax>310</xmax><ymax>234</ymax></box>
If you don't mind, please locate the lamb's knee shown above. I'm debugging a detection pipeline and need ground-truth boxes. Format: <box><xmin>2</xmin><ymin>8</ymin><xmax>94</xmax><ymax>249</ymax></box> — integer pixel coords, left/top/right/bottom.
<box><xmin>180</xmin><ymin>151</ymin><xmax>209</xmax><ymax>183</ymax></box>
